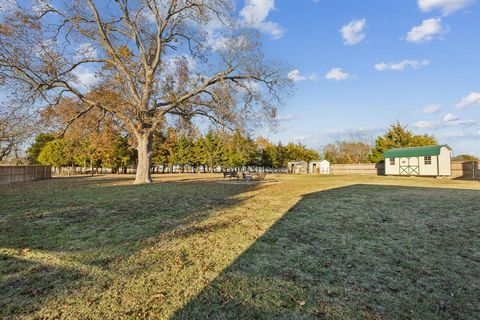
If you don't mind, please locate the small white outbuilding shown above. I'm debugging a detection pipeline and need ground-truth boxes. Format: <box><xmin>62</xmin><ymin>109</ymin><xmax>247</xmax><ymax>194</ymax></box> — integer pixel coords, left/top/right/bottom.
<box><xmin>309</xmin><ymin>160</ymin><xmax>330</xmax><ymax>174</ymax></box>
<box><xmin>384</xmin><ymin>145</ymin><xmax>452</xmax><ymax>177</ymax></box>
<box><xmin>287</xmin><ymin>161</ymin><xmax>308</xmax><ymax>174</ymax></box>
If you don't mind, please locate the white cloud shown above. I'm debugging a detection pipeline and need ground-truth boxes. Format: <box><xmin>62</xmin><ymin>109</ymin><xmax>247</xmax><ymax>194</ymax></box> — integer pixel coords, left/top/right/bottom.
<box><xmin>240</xmin><ymin>0</ymin><xmax>275</xmax><ymax>24</ymax></box>
<box><xmin>240</xmin><ymin>80</ymin><xmax>261</xmax><ymax>94</ymax></box>
<box><xmin>455</xmin><ymin>91</ymin><xmax>480</xmax><ymax>109</ymax></box>
<box><xmin>33</xmin><ymin>39</ymin><xmax>57</xmax><ymax>58</ymax></box>
<box><xmin>32</xmin><ymin>0</ymin><xmax>53</xmax><ymax>16</ymax></box>
<box><xmin>255</xmin><ymin>21</ymin><xmax>284</xmax><ymax>39</ymax></box>
<box><xmin>0</xmin><ymin>0</ymin><xmax>16</xmax><ymax>13</ymax></box>
<box><xmin>417</xmin><ymin>104</ymin><xmax>442</xmax><ymax>114</ymax></box>
<box><xmin>325</xmin><ymin>68</ymin><xmax>351</xmax><ymax>81</ymax></box>
<box><xmin>163</xmin><ymin>54</ymin><xmax>197</xmax><ymax>78</ymax></box>
<box><xmin>445</xmin><ymin>118</ymin><xmax>476</xmax><ymax>126</ymax></box>
<box><xmin>240</xmin><ymin>0</ymin><xmax>284</xmax><ymax>39</ymax></box>
<box><xmin>75</xmin><ymin>43</ymin><xmax>98</xmax><ymax>60</ymax></box>
<box><xmin>406</xmin><ymin>18</ymin><xmax>445</xmax><ymax>43</ymax></box>
<box><xmin>287</xmin><ymin>70</ymin><xmax>303</xmax><ymax>82</ymax></box>
<box><xmin>415</xmin><ymin>113</ymin><xmax>476</xmax><ymax>130</ymax></box>
<box><xmin>287</xmin><ymin>69</ymin><xmax>318</xmax><ymax>82</ymax></box>
<box><xmin>374</xmin><ymin>60</ymin><xmax>430</xmax><ymax>71</ymax></box>
<box><xmin>340</xmin><ymin>19</ymin><xmax>366</xmax><ymax>45</ymax></box>
<box><xmin>72</xmin><ymin>67</ymin><xmax>98</xmax><ymax>89</ymax></box>
<box><xmin>209</xmin><ymin>35</ymin><xmax>250</xmax><ymax>51</ymax></box>
<box><xmin>277</xmin><ymin>114</ymin><xmax>298</xmax><ymax>121</ymax></box>
<box><xmin>418</xmin><ymin>0</ymin><xmax>475</xmax><ymax>15</ymax></box>
<box><xmin>414</xmin><ymin>120</ymin><xmax>435</xmax><ymax>129</ymax></box>
<box><xmin>438</xmin><ymin>131</ymin><xmax>466</xmax><ymax>138</ymax></box>
<box><xmin>443</xmin><ymin>113</ymin><xmax>459</xmax><ymax>122</ymax></box>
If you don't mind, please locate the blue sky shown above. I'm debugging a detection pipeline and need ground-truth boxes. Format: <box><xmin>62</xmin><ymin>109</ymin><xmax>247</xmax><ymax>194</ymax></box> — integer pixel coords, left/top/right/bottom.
<box><xmin>1</xmin><ymin>0</ymin><xmax>478</xmax><ymax>156</ymax></box>
<box><xmin>242</xmin><ymin>0</ymin><xmax>480</xmax><ymax>156</ymax></box>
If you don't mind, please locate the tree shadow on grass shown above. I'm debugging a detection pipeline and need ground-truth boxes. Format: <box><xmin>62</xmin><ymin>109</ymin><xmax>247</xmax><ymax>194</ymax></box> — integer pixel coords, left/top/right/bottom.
<box><xmin>0</xmin><ymin>177</ymin><xmax>262</xmax><ymax>318</ymax></box>
<box><xmin>0</xmin><ymin>253</ymin><xmax>83</xmax><ymax>317</ymax></box>
<box><xmin>173</xmin><ymin>184</ymin><xmax>480</xmax><ymax>319</ymax></box>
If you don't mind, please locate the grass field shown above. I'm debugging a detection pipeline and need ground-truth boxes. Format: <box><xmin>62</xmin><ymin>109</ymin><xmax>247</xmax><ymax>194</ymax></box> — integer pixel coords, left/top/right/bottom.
<box><xmin>1</xmin><ymin>174</ymin><xmax>479</xmax><ymax>319</ymax></box>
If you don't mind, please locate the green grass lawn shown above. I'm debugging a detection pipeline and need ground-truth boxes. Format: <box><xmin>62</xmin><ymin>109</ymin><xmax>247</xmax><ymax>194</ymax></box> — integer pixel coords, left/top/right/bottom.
<box><xmin>1</xmin><ymin>174</ymin><xmax>479</xmax><ymax>319</ymax></box>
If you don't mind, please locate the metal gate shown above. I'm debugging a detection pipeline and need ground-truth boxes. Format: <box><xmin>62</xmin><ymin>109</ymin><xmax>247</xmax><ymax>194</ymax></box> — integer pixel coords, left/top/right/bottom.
<box><xmin>399</xmin><ymin>157</ymin><xmax>419</xmax><ymax>175</ymax></box>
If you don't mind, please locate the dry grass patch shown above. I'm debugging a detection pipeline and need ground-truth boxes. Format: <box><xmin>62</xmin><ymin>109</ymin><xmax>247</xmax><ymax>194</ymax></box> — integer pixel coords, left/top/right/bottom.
<box><xmin>1</xmin><ymin>174</ymin><xmax>479</xmax><ymax>319</ymax></box>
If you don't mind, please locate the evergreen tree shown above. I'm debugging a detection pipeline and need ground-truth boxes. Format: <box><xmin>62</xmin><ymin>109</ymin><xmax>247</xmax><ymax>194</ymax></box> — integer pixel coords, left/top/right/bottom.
<box><xmin>226</xmin><ymin>130</ymin><xmax>258</xmax><ymax>169</ymax></box>
<box><xmin>38</xmin><ymin>139</ymin><xmax>74</xmax><ymax>171</ymax></box>
<box><xmin>271</xmin><ymin>143</ymin><xmax>288</xmax><ymax>168</ymax></box>
<box><xmin>256</xmin><ymin>137</ymin><xmax>273</xmax><ymax>168</ymax></box>
<box><xmin>106</xmin><ymin>135</ymin><xmax>136</xmax><ymax>173</ymax></box>
<box><xmin>192</xmin><ymin>136</ymin><xmax>207</xmax><ymax>172</ymax></box>
<box><xmin>27</xmin><ymin>133</ymin><xmax>56</xmax><ymax>164</ymax></box>
<box><xmin>152</xmin><ymin>128</ymin><xmax>177</xmax><ymax>173</ymax></box>
<box><xmin>370</xmin><ymin>122</ymin><xmax>437</xmax><ymax>163</ymax></box>
<box><xmin>203</xmin><ymin>130</ymin><xmax>226</xmax><ymax>172</ymax></box>
<box><xmin>71</xmin><ymin>139</ymin><xmax>94</xmax><ymax>170</ymax></box>
<box><xmin>284</xmin><ymin>143</ymin><xmax>320</xmax><ymax>166</ymax></box>
<box><xmin>172</xmin><ymin>135</ymin><xmax>194</xmax><ymax>172</ymax></box>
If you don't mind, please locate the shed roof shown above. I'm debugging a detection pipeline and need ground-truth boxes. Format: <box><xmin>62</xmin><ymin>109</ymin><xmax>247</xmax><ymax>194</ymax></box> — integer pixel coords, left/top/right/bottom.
<box><xmin>383</xmin><ymin>145</ymin><xmax>451</xmax><ymax>158</ymax></box>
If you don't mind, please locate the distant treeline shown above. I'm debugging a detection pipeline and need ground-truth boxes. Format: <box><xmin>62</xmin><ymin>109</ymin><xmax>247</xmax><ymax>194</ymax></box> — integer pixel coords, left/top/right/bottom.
<box><xmin>27</xmin><ymin>129</ymin><xmax>320</xmax><ymax>173</ymax></box>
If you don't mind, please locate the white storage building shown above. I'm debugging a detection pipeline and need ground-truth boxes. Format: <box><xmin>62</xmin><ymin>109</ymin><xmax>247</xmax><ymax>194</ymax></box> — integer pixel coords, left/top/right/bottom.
<box><xmin>287</xmin><ymin>161</ymin><xmax>308</xmax><ymax>174</ymax></box>
<box><xmin>309</xmin><ymin>160</ymin><xmax>330</xmax><ymax>174</ymax></box>
<box><xmin>384</xmin><ymin>145</ymin><xmax>452</xmax><ymax>177</ymax></box>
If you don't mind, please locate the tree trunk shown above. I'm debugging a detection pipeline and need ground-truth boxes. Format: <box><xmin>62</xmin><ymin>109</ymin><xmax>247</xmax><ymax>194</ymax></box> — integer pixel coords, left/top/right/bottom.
<box><xmin>134</xmin><ymin>132</ymin><xmax>153</xmax><ymax>184</ymax></box>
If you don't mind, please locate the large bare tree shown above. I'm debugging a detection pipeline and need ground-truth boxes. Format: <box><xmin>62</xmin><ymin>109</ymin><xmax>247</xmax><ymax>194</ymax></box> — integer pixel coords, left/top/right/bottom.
<box><xmin>0</xmin><ymin>0</ymin><xmax>289</xmax><ymax>183</ymax></box>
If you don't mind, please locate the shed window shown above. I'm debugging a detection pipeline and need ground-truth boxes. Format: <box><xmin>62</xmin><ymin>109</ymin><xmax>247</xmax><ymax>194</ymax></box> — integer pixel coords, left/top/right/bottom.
<box><xmin>389</xmin><ymin>158</ymin><xmax>395</xmax><ymax>165</ymax></box>
<box><xmin>424</xmin><ymin>156</ymin><xmax>432</xmax><ymax>165</ymax></box>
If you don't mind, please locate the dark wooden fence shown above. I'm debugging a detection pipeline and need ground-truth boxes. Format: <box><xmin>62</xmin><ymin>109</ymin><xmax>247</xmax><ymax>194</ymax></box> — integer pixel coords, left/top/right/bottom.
<box><xmin>0</xmin><ymin>166</ymin><xmax>52</xmax><ymax>184</ymax></box>
<box><xmin>451</xmin><ymin>161</ymin><xmax>479</xmax><ymax>180</ymax></box>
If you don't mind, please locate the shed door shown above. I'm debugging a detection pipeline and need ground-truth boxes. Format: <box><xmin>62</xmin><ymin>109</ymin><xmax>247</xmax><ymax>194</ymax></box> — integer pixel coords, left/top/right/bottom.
<box><xmin>400</xmin><ymin>157</ymin><xmax>419</xmax><ymax>175</ymax></box>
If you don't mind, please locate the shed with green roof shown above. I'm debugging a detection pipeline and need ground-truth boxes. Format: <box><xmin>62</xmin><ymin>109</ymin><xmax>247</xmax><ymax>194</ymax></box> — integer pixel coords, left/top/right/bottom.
<box><xmin>383</xmin><ymin>145</ymin><xmax>452</xmax><ymax>176</ymax></box>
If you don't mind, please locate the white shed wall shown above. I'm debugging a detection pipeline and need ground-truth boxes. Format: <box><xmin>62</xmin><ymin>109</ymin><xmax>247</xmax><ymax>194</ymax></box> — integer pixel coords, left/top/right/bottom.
<box><xmin>438</xmin><ymin>146</ymin><xmax>452</xmax><ymax>176</ymax></box>
<box><xmin>385</xmin><ymin>158</ymin><xmax>399</xmax><ymax>175</ymax></box>
<box><xmin>309</xmin><ymin>160</ymin><xmax>330</xmax><ymax>174</ymax></box>
<box><xmin>419</xmin><ymin>156</ymin><xmax>438</xmax><ymax>176</ymax></box>
<box><xmin>320</xmin><ymin>160</ymin><xmax>330</xmax><ymax>174</ymax></box>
